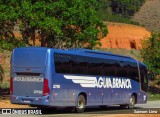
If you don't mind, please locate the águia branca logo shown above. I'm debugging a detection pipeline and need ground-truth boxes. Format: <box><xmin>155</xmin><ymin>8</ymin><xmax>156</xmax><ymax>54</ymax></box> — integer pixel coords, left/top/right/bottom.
<box><xmin>64</xmin><ymin>75</ymin><xmax>132</xmax><ymax>89</ymax></box>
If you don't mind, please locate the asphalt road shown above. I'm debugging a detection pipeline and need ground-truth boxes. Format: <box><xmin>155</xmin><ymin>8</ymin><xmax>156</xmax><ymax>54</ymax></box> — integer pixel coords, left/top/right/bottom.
<box><xmin>1</xmin><ymin>100</ymin><xmax>160</xmax><ymax>117</ymax></box>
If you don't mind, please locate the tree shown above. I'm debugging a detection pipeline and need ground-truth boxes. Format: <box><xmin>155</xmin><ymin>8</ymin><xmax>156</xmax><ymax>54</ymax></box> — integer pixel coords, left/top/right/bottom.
<box><xmin>0</xmin><ymin>0</ymin><xmax>19</xmax><ymax>39</ymax></box>
<box><xmin>110</xmin><ymin>0</ymin><xmax>145</xmax><ymax>17</ymax></box>
<box><xmin>140</xmin><ymin>32</ymin><xmax>160</xmax><ymax>75</ymax></box>
<box><xmin>0</xmin><ymin>0</ymin><xmax>108</xmax><ymax>49</ymax></box>
<box><xmin>0</xmin><ymin>0</ymin><xmax>26</xmax><ymax>50</ymax></box>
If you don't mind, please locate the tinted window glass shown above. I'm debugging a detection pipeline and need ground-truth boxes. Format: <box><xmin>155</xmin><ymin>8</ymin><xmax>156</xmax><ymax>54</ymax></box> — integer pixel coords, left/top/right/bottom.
<box><xmin>140</xmin><ymin>66</ymin><xmax>148</xmax><ymax>92</ymax></box>
<box><xmin>54</xmin><ymin>53</ymin><xmax>72</xmax><ymax>74</ymax></box>
<box><xmin>123</xmin><ymin>63</ymin><xmax>130</xmax><ymax>77</ymax></box>
<box><xmin>88</xmin><ymin>58</ymin><xmax>103</xmax><ymax>75</ymax></box>
<box><xmin>54</xmin><ymin>53</ymin><xmax>139</xmax><ymax>80</ymax></box>
<box><xmin>103</xmin><ymin>59</ymin><xmax>116</xmax><ymax>76</ymax></box>
<box><xmin>116</xmin><ymin>62</ymin><xmax>128</xmax><ymax>77</ymax></box>
<box><xmin>128</xmin><ymin>62</ymin><xmax>139</xmax><ymax>81</ymax></box>
<box><xmin>71</xmin><ymin>55</ymin><xmax>88</xmax><ymax>74</ymax></box>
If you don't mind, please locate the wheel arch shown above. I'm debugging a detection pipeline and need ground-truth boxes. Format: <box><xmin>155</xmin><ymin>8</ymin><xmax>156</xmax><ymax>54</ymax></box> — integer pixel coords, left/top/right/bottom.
<box><xmin>131</xmin><ymin>92</ymin><xmax>137</xmax><ymax>104</ymax></box>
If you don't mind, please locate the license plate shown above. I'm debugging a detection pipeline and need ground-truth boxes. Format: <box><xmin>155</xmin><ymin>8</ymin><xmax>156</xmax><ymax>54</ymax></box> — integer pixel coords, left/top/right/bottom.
<box><xmin>23</xmin><ymin>100</ymin><xmax>31</xmax><ymax>103</ymax></box>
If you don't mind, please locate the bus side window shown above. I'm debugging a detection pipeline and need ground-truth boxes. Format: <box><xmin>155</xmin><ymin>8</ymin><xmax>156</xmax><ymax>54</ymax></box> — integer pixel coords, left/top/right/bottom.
<box><xmin>54</xmin><ymin>53</ymin><xmax>72</xmax><ymax>74</ymax></box>
<box><xmin>141</xmin><ymin>68</ymin><xmax>148</xmax><ymax>83</ymax></box>
<box><xmin>128</xmin><ymin>62</ymin><xmax>139</xmax><ymax>82</ymax></box>
<box><xmin>115</xmin><ymin>62</ymin><xmax>127</xmax><ymax>77</ymax></box>
<box><xmin>103</xmin><ymin>59</ymin><xmax>116</xmax><ymax>76</ymax></box>
<box><xmin>88</xmin><ymin>58</ymin><xmax>103</xmax><ymax>76</ymax></box>
<box><xmin>140</xmin><ymin>67</ymin><xmax>148</xmax><ymax>92</ymax></box>
<box><xmin>71</xmin><ymin>55</ymin><xmax>88</xmax><ymax>75</ymax></box>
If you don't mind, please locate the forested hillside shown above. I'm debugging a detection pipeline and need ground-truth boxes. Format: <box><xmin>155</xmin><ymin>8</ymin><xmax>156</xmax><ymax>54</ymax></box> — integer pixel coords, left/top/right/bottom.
<box><xmin>0</xmin><ymin>0</ymin><xmax>146</xmax><ymax>51</ymax></box>
<box><xmin>97</xmin><ymin>0</ymin><xmax>145</xmax><ymax>25</ymax></box>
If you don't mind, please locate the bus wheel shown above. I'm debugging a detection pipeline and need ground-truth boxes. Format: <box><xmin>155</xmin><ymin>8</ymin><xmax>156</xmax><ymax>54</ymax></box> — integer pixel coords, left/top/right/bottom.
<box><xmin>128</xmin><ymin>95</ymin><xmax>135</xmax><ymax>109</ymax></box>
<box><xmin>75</xmin><ymin>95</ymin><xmax>85</xmax><ymax>113</ymax></box>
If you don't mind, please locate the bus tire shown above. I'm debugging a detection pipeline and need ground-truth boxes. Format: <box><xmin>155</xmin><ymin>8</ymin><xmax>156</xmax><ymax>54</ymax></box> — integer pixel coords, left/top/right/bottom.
<box><xmin>119</xmin><ymin>104</ymin><xmax>128</xmax><ymax>109</ymax></box>
<box><xmin>75</xmin><ymin>95</ymin><xmax>85</xmax><ymax>113</ymax></box>
<box><xmin>128</xmin><ymin>95</ymin><xmax>135</xmax><ymax>109</ymax></box>
<box><xmin>99</xmin><ymin>105</ymin><xmax>108</xmax><ymax>109</ymax></box>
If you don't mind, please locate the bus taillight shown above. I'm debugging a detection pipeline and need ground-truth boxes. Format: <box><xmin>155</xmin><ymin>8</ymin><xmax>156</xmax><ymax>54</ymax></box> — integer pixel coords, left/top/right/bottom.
<box><xmin>43</xmin><ymin>79</ymin><xmax>50</xmax><ymax>96</ymax></box>
<box><xmin>10</xmin><ymin>78</ymin><xmax>13</xmax><ymax>94</ymax></box>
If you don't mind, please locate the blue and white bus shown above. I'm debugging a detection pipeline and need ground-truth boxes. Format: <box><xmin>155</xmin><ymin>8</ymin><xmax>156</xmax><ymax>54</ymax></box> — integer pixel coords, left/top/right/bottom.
<box><xmin>10</xmin><ymin>47</ymin><xmax>148</xmax><ymax>112</ymax></box>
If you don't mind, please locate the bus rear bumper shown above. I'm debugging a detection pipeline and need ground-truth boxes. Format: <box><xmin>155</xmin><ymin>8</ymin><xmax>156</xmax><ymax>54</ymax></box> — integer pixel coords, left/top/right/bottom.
<box><xmin>10</xmin><ymin>95</ymin><xmax>51</xmax><ymax>106</ymax></box>
<box><xmin>10</xmin><ymin>95</ymin><xmax>76</xmax><ymax>107</ymax></box>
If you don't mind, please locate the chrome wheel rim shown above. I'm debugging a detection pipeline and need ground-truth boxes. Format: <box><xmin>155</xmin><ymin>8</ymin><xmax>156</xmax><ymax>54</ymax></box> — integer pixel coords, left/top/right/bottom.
<box><xmin>78</xmin><ymin>99</ymin><xmax>84</xmax><ymax>109</ymax></box>
<box><xmin>130</xmin><ymin>97</ymin><xmax>134</xmax><ymax>107</ymax></box>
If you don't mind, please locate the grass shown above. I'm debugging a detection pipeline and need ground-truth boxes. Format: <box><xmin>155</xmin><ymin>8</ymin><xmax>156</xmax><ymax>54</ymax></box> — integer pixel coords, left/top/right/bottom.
<box><xmin>106</xmin><ymin>14</ymin><xmax>140</xmax><ymax>26</ymax></box>
<box><xmin>98</xmin><ymin>12</ymin><xmax>141</xmax><ymax>26</ymax></box>
<box><xmin>148</xmin><ymin>93</ymin><xmax>160</xmax><ymax>101</ymax></box>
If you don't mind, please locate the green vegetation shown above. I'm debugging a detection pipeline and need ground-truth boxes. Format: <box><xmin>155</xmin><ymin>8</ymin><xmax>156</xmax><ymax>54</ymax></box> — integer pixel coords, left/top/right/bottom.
<box><xmin>97</xmin><ymin>0</ymin><xmax>145</xmax><ymax>25</ymax></box>
<box><xmin>0</xmin><ymin>37</ymin><xmax>26</xmax><ymax>51</ymax></box>
<box><xmin>140</xmin><ymin>32</ymin><xmax>160</xmax><ymax>97</ymax></box>
<box><xmin>0</xmin><ymin>0</ymin><xmax>108</xmax><ymax>91</ymax></box>
<box><xmin>0</xmin><ymin>0</ymin><xmax>146</xmax><ymax>50</ymax></box>
<box><xmin>99</xmin><ymin>14</ymin><xmax>140</xmax><ymax>25</ymax></box>
<box><xmin>148</xmin><ymin>93</ymin><xmax>160</xmax><ymax>101</ymax></box>
<box><xmin>0</xmin><ymin>0</ymin><xmax>107</xmax><ymax>50</ymax></box>
<box><xmin>0</xmin><ymin>81</ymin><xmax>9</xmax><ymax>89</ymax></box>
<box><xmin>110</xmin><ymin>0</ymin><xmax>145</xmax><ymax>17</ymax></box>
<box><xmin>140</xmin><ymin>32</ymin><xmax>160</xmax><ymax>75</ymax></box>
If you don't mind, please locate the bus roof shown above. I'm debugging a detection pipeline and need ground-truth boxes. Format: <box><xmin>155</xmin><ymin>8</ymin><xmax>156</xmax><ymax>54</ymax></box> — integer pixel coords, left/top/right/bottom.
<box><xmin>14</xmin><ymin>47</ymin><xmax>138</xmax><ymax>63</ymax></box>
<box><xmin>69</xmin><ymin>48</ymin><xmax>133</xmax><ymax>59</ymax></box>
<box><xmin>52</xmin><ymin>48</ymin><xmax>134</xmax><ymax>62</ymax></box>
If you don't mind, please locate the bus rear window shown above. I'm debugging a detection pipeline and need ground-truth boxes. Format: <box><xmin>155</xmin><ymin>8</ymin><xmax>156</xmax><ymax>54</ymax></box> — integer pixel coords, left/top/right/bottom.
<box><xmin>13</xmin><ymin>49</ymin><xmax>47</xmax><ymax>68</ymax></box>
